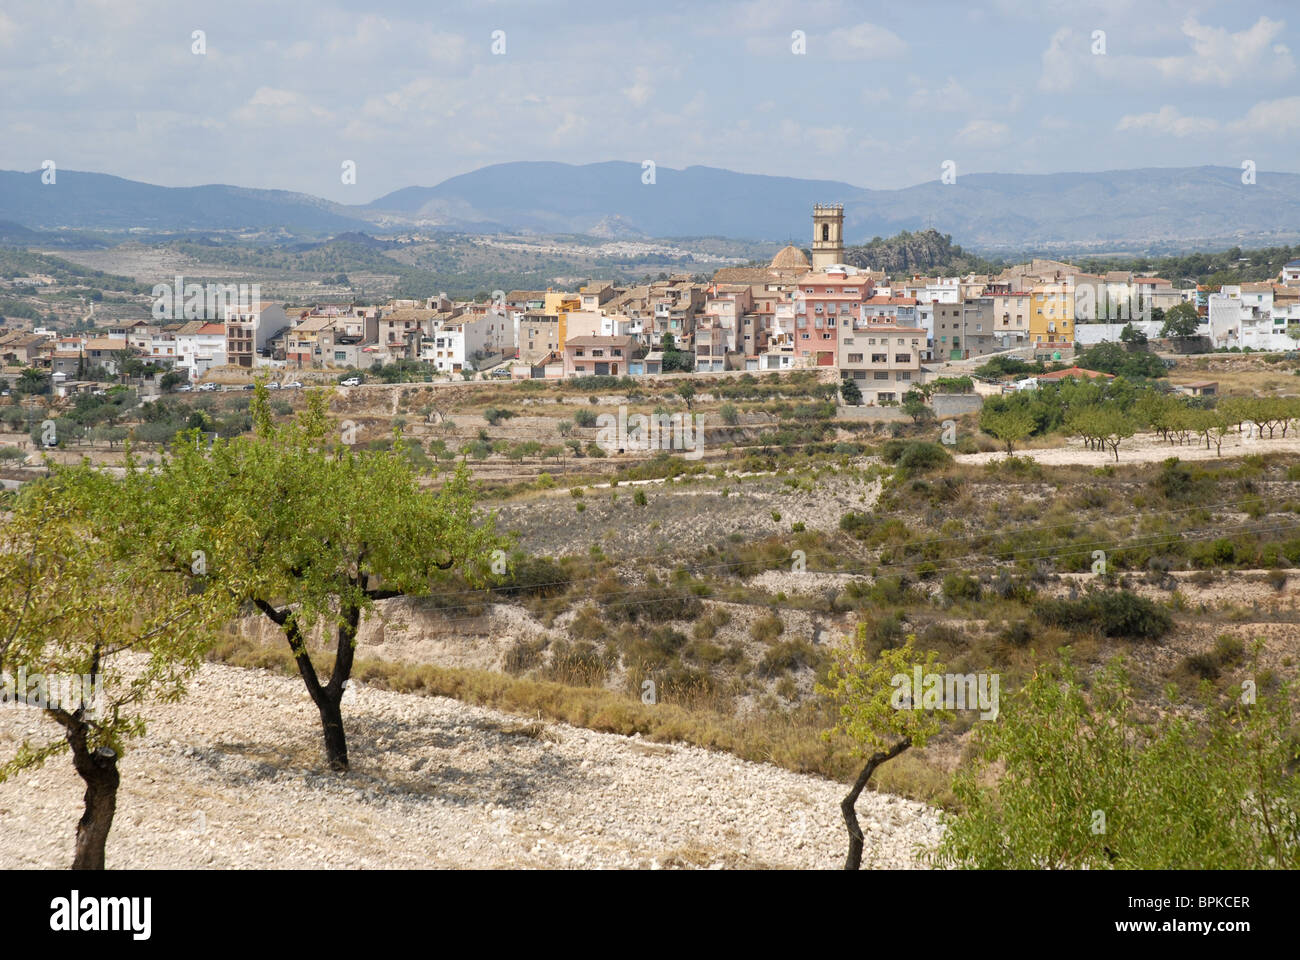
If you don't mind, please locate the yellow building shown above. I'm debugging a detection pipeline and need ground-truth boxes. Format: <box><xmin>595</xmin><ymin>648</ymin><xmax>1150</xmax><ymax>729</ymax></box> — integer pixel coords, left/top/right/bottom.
<box><xmin>1030</xmin><ymin>281</ymin><xmax>1074</xmax><ymax>345</ymax></box>
<box><xmin>545</xmin><ymin>290</ymin><xmax>582</xmax><ymax>350</ymax></box>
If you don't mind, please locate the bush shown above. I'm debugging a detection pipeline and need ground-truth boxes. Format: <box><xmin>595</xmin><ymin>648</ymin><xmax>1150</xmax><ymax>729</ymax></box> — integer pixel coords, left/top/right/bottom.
<box><xmin>942</xmin><ymin>573</ymin><xmax>982</xmax><ymax>603</ymax></box>
<box><xmin>880</xmin><ymin>439</ymin><xmax>952</xmax><ymax>476</ymax></box>
<box><xmin>1035</xmin><ymin>590</ymin><xmax>1172</xmax><ymax>641</ymax></box>
<box><xmin>573</xmin><ymin>409</ymin><xmax>598</xmax><ymax>428</ymax></box>
<box><xmin>750</xmin><ymin>612</ymin><xmax>784</xmax><ymax>644</ymax></box>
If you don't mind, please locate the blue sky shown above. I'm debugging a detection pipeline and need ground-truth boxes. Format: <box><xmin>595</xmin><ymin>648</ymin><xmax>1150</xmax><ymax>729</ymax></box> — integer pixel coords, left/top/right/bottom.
<box><xmin>1</xmin><ymin>0</ymin><xmax>1297</xmax><ymax>202</ymax></box>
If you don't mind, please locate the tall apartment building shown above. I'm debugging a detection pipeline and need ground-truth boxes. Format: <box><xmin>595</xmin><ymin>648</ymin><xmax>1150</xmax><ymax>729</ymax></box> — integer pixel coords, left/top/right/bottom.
<box><xmin>839</xmin><ymin>324</ymin><xmax>926</xmax><ymax>405</ymax></box>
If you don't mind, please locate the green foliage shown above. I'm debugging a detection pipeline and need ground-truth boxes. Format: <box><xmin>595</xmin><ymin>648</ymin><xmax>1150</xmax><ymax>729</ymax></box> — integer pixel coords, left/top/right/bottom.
<box><xmin>980</xmin><ymin>405</ymin><xmax>1035</xmax><ymax>454</ymax></box>
<box><xmin>818</xmin><ymin>629</ymin><xmax>950</xmax><ymax>756</ymax></box>
<box><xmin>1160</xmin><ymin>301</ymin><xmax>1201</xmax><ymax>338</ymax></box>
<box><xmin>934</xmin><ymin>656</ymin><xmax>1298</xmax><ymax>868</ymax></box>
<box><xmin>1076</xmin><ymin>342</ymin><xmax>1167</xmax><ymax>379</ymax></box>
<box><xmin>1035</xmin><ymin>589</ymin><xmax>1172</xmax><ymax>641</ymax></box>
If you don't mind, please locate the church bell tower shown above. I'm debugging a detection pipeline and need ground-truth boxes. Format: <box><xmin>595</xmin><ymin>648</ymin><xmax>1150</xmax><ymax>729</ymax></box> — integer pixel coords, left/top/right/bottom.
<box><xmin>811</xmin><ymin>203</ymin><xmax>844</xmax><ymax>270</ymax></box>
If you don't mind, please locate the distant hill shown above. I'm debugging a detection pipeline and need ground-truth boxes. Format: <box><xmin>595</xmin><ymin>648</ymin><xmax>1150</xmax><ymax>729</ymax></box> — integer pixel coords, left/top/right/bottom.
<box><xmin>0</xmin><ymin>170</ymin><xmax>369</xmax><ymax>234</ymax></box>
<box><xmin>362</xmin><ymin>161</ymin><xmax>861</xmax><ymax>239</ymax></box>
<box><xmin>2</xmin><ymin>162</ymin><xmax>1299</xmax><ymax>252</ymax></box>
<box><xmin>363</xmin><ymin>162</ymin><xmax>1300</xmax><ymax>252</ymax></box>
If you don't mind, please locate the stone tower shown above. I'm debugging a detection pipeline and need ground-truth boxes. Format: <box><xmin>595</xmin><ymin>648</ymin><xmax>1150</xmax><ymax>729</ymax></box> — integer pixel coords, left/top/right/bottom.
<box><xmin>811</xmin><ymin>203</ymin><xmax>844</xmax><ymax>270</ymax></box>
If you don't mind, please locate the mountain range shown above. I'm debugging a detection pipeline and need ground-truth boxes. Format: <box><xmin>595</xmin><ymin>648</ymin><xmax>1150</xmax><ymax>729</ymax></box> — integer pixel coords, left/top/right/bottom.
<box><xmin>2</xmin><ymin>162</ymin><xmax>1298</xmax><ymax>253</ymax></box>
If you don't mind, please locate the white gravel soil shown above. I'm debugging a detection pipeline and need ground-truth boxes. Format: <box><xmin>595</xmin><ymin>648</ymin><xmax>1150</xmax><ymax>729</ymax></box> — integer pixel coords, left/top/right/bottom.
<box><xmin>0</xmin><ymin>659</ymin><xmax>943</xmax><ymax>869</ymax></box>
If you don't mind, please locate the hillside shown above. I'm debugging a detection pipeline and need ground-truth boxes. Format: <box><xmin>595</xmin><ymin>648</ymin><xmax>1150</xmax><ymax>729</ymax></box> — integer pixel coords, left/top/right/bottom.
<box><xmin>4</xmin><ymin>163</ymin><xmax>1300</xmax><ymax>252</ymax></box>
<box><xmin>0</xmin><ymin>657</ymin><xmax>940</xmax><ymax>869</ymax></box>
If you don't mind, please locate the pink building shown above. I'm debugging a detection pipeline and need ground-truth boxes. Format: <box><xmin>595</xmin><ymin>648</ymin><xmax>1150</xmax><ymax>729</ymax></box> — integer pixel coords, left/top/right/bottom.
<box><xmin>793</xmin><ymin>265</ymin><xmax>875</xmax><ymax>366</ymax></box>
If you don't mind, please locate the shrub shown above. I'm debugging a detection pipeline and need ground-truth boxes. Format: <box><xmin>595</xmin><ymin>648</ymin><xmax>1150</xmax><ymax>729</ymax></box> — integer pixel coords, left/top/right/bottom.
<box><xmin>758</xmin><ymin>639</ymin><xmax>819</xmax><ymax>678</ymax></box>
<box><xmin>942</xmin><ymin>573</ymin><xmax>982</xmax><ymax>603</ymax></box>
<box><xmin>750</xmin><ymin>612</ymin><xmax>784</xmax><ymax>644</ymax></box>
<box><xmin>1035</xmin><ymin>590</ymin><xmax>1172</xmax><ymax>641</ymax></box>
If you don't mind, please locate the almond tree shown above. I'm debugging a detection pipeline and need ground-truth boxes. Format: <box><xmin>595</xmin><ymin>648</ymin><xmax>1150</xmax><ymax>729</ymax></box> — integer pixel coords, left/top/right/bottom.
<box><xmin>0</xmin><ymin>459</ymin><xmax>238</xmax><ymax>869</ymax></box>
<box><xmin>981</xmin><ymin>405</ymin><xmax>1035</xmax><ymax>455</ymax></box>
<box><xmin>163</xmin><ymin>386</ymin><xmax>504</xmax><ymax>771</ymax></box>
<box><xmin>817</xmin><ymin>629</ymin><xmax>951</xmax><ymax>870</ymax></box>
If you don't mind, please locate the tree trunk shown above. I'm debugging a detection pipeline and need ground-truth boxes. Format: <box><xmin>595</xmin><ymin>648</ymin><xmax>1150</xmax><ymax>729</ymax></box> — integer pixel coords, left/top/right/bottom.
<box><xmin>316</xmin><ymin>693</ymin><xmax>349</xmax><ymax>771</ymax></box>
<box><xmin>66</xmin><ymin>722</ymin><xmax>119</xmax><ymax>870</ymax></box>
<box><xmin>257</xmin><ymin>597</ymin><xmax>359</xmax><ymax>772</ymax></box>
<box><xmin>841</xmin><ymin>738</ymin><xmax>911</xmax><ymax>871</ymax></box>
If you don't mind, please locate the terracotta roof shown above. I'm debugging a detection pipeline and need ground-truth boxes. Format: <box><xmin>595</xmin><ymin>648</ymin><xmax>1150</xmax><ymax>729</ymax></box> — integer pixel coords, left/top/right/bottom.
<box><xmin>770</xmin><ymin>245</ymin><xmax>810</xmax><ymax>270</ymax></box>
<box><xmin>1038</xmin><ymin>366</ymin><xmax>1114</xmax><ymax>381</ymax></box>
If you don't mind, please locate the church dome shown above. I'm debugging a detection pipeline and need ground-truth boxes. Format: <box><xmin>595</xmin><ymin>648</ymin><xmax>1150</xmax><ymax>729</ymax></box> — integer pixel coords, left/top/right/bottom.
<box><xmin>770</xmin><ymin>244</ymin><xmax>810</xmax><ymax>271</ymax></box>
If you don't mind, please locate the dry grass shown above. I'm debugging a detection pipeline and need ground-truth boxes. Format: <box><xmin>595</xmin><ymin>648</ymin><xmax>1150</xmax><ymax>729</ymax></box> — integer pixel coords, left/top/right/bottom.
<box><xmin>206</xmin><ymin>632</ymin><xmax>958</xmax><ymax>808</ymax></box>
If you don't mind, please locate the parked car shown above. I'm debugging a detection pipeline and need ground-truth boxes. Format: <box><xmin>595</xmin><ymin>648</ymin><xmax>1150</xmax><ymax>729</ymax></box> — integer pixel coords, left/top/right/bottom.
<box><xmin>175</xmin><ymin>383</ymin><xmax>194</xmax><ymax>392</ymax></box>
<box><xmin>266</xmin><ymin>381</ymin><xmax>281</xmax><ymax>390</ymax></box>
<box><xmin>241</xmin><ymin>383</ymin><xmax>256</xmax><ymax>391</ymax></box>
<box><xmin>283</xmin><ymin>380</ymin><xmax>303</xmax><ymax>389</ymax></box>
<box><xmin>490</xmin><ymin>367</ymin><xmax>512</xmax><ymax>378</ymax></box>
<box><xmin>198</xmin><ymin>382</ymin><xmax>219</xmax><ymax>392</ymax></box>
<box><xmin>340</xmin><ymin>377</ymin><xmax>361</xmax><ymax>387</ymax></box>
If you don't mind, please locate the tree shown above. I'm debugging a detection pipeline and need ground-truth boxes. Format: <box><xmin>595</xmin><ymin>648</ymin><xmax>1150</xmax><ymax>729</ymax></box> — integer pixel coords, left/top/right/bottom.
<box><xmin>981</xmin><ymin>406</ymin><xmax>1035</xmax><ymax>455</ymax></box>
<box><xmin>1119</xmin><ymin>323</ymin><xmax>1148</xmax><ymax>346</ymax></box>
<box><xmin>934</xmin><ymin>655</ymin><xmax>1297</xmax><ymax>869</ymax></box>
<box><xmin>1072</xmin><ymin>406</ymin><xmax>1135</xmax><ymax>461</ymax></box>
<box><xmin>675</xmin><ymin>382</ymin><xmax>696</xmax><ymax>410</ymax></box>
<box><xmin>17</xmin><ymin>367</ymin><xmax>50</xmax><ymax>395</ymax></box>
<box><xmin>840</xmin><ymin>378</ymin><xmax>863</xmax><ymax>407</ymax></box>
<box><xmin>161</xmin><ymin>387</ymin><xmax>505</xmax><ymax>771</ymax></box>
<box><xmin>1160</xmin><ymin>302</ymin><xmax>1200</xmax><ymax>338</ymax></box>
<box><xmin>901</xmin><ymin>388</ymin><xmax>931</xmax><ymax>423</ymax></box>
<box><xmin>0</xmin><ymin>459</ymin><xmax>238</xmax><ymax>868</ymax></box>
<box><xmin>160</xmin><ymin>370</ymin><xmax>187</xmax><ymax>391</ymax></box>
<box><xmin>817</xmin><ymin>631</ymin><xmax>950</xmax><ymax>870</ymax></box>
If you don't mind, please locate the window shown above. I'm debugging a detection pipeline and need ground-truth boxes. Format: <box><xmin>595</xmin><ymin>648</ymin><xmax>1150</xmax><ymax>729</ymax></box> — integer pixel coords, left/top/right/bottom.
<box><xmin>899</xmin><ymin>371</ymin><xmax>911</xmax><ymax>381</ymax></box>
<box><xmin>874</xmin><ymin>371</ymin><xmax>888</xmax><ymax>380</ymax></box>
<box><xmin>895</xmin><ymin>354</ymin><xmax>910</xmax><ymax>363</ymax></box>
<box><xmin>871</xmin><ymin>353</ymin><xmax>887</xmax><ymax>363</ymax></box>
<box><xmin>847</xmin><ymin>353</ymin><xmax>863</xmax><ymax>363</ymax></box>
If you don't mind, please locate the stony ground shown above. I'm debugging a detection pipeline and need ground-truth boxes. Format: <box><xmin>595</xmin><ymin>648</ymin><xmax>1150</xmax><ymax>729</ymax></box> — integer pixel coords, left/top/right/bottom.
<box><xmin>957</xmin><ymin>430</ymin><xmax>1300</xmax><ymax>467</ymax></box>
<box><xmin>0</xmin><ymin>659</ymin><xmax>943</xmax><ymax>870</ymax></box>
<box><xmin>491</xmin><ymin>470</ymin><xmax>882</xmax><ymax>556</ymax></box>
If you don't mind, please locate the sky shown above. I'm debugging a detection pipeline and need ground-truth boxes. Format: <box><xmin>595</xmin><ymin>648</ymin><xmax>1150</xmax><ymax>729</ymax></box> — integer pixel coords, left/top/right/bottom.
<box><xmin>1</xmin><ymin>0</ymin><xmax>1297</xmax><ymax>203</ymax></box>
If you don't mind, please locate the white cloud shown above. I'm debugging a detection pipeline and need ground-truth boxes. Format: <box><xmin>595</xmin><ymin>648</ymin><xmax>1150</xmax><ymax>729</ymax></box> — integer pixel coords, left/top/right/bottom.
<box><xmin>908</xmin><ymin>78</ymin><xmax>975</xmax><ymax>112</ymax></box>
<box><xmin>826</xmin><ymin>22</ymin><xmax>908</xmax><ymax>59</ymax></box>
<box><xmin>233</xmin><ymin>87</ymin><xmax>334</xmax><ymax>126</ymax></box>
<box><xmin>1153</xmin><ymin>16</ymin><xmax>1294</xmax><ymax>86</ymax></box>
<box><xmin>621</xmin><ymin>68</ymin><xmax>653</xmax><ymax>107</ymax></box>
<box><xmin>1228</xmin><ymin>95</ymin><xmax>1300</xmax><ymax>135</ymax></box>
<box><xmin>956</xmin><ymin>119</ymin><xmax>1010</xmax><ymax>146</ymax></box>
<box><xmin>1116</xmin><ymin>105</ymin><xmax>1216</xmax><ymax>137</ymax></box>
<box><xmin>860</xmin><ymin>86</ymin><xmax>891</xmax><ymax>105</ymax></box>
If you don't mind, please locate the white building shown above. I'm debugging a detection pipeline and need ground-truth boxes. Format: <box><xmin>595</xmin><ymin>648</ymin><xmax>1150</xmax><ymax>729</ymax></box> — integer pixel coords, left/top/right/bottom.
<box><xmin>419</xmin><ymin>310</ymin><xmax>515</xmax><ymax>373</ymax></box>
<box><xmin>176</xmin><ymin>322</ymin><xmax>228</xmax><ymax>380</ymax></box>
